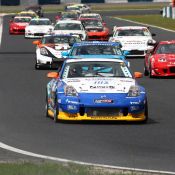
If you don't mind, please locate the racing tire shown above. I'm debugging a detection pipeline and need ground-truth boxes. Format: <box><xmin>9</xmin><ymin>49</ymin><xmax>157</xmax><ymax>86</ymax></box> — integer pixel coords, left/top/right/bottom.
<box><xmin>144</xmin><ymin>62</ymin><xmax>149</xmax><ymax>76</ymax></box>
<box><xmin>141</xmin><ymin>100</ymin><xmax>148</xmax><ymax>124</ymax></box>
<box><xmin>53</xmin><ymin>98</ymin><xmax>59</xmax><ymax>123</ymax></box>
<box><xmin>149</xmin><ymin>67</ymin><xmax>153</xmax><ymax>78</ymax></box>
<box><xmin>35</xmin><ymin>59</ymin><xmax>40</xmax><ymax>70</ymax></box>
<box><xmin>45</xmin><ymin>90</ymin><xmax>49</xmax><ymax>118</ymax></box>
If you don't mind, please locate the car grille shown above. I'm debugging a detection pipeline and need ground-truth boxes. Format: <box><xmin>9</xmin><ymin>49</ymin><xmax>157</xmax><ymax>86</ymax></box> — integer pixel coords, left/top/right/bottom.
<box><xmin>128</xmin><ymin>50</ymin><xmax>144</xmax><ymax>55</ymax></box>
<box><xmin>34</xmin><ymin>33</ymin><xmax>44</xmax><ymax>36</ymax></box>
<box><xmin>86</xmin><ymin>108</ymin><xmax>120</xmax><ymax>117</ymax></box>
<box><xmin>169</xmin><ymin>67</ymin><xmax>175</xmax><ymax>73</ymax></box>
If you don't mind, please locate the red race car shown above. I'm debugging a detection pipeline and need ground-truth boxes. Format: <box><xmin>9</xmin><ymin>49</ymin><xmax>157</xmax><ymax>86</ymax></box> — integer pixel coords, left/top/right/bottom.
<box><xmin>80</xmin><ymin>18</ymin><xmax>109</xmax><ymax>41</ymax></box>
<box><xmin>144</xmin><ymin>40</ymin><xmax>175</xmax><ymax>77</ymax></box>
<box><xmin>9</xmin><ymin>16</ymin><xmax>31</xmax><ymax>35</ymax></box>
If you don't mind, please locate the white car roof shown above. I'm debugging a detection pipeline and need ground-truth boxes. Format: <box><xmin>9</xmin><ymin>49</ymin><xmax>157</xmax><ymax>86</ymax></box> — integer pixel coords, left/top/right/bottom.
<box><xmin>56</xmin><ymin>20</ymin><xmax>81</xmax><ymax>24</ymax></box>
<box><xmin>80</xmin><ymin>13</ymin><xmax>100</xmax><ymax>16</ymax></box>
<box><xmin>14</xmin><ymin>16</ymin><xmax>32</xmax><ymax>19</ymax></box>
<box><xmin>31</xmin><ymin>18</ymin><xmax>50</xmax><ymax>21</ymax></box>
<box><xmin>115</xmin><ymin>26</ymin><xmax>149</xmax><ymax>30</ymax></box>
<box><xmin>65</xmin><ymin>58</ymin><xmax>124</xmax><ymax>63</ymax></box>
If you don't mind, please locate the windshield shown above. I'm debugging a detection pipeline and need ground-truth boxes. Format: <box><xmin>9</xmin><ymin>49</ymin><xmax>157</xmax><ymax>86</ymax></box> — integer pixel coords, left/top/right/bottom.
<box><xmin>81</xmin><ymin>20</ymin><xmax>102</xmax><ymax>28</ymax></box>
<box><xmin>42</xmin><ymin>35</ymin><xmax>81</xmax><ymax>44</ymax></box>
<box><xmin>18</xmin><ymin>13</ymin><xmax>36</xmax><ymax>18</ymax></box>
<box><xmin>29</xmin><ymin>20</ymin><xmax>51</xmax><ymax>25</ymax></box>
<box><xmin>67</xmin><ymin>6</ymin><xmax>79</xmax><ymax>10</ymax></box>
<box><xmin>14</xmin><ymin>18</ymin><xmax>31</xmax><ymax>23</ymax></box>
<box><xmin>62</xmin><ymin>61</ymin><xmax>132</xmax><ymax>78</ymax></box>
<box><xmin>115</xmin><ymin>29</ymin><xmax>150</xmax><ymax>36</ymax></box>
<box><xmin>54</xmin><ymin>23</ymin><xmax>81</xmax><ymax>30</ymax></box>
<box><xmin>156</xmin><ymin>44</ymin><xmax>175</xmax><ymax>54</ymax></box>
<box><xmin>70</xmin><ymin>45</ymin><xmax>122</xmax><ymax>55</ymax></box>
<box><xmin>61</xmin><ymin>13</ymin><xmax>78</xmax><ymax>19</ymax></box>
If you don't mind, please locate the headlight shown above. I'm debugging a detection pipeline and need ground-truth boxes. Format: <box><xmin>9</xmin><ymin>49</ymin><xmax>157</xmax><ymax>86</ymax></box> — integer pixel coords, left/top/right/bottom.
<box><xmin>158</xmin><ymin>58</ymin><xmax>167</xmax><ymax>62</ymax></box>
<box><xmin>64</xmin><ymin>85</ymin><xmax>78</xmax><ymax>96</ymax></box>
<box><xmin>147</xmin><ymin>39</ymin><xmax>156</xmax><ymax>45</ymax></box>
<box><xmin>40</xmin><ymin>48</ymin><xmax>48</xmax><ymax>56</ymax></box>
<box><xmin>128</xmin><ymin>85</ymin><xmax>140</xmax><ymax>97</ymax></box>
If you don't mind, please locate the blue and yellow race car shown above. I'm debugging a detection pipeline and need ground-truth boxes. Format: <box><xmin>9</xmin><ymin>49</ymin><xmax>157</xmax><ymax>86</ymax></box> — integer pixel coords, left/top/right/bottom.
<box><xmin>46</xmin><ymin>58</ymin><xmax>148</xmax><ymax>123</ymax></box>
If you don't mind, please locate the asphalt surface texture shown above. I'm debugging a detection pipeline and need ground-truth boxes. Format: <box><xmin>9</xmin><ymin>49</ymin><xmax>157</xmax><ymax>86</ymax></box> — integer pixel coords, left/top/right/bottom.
<box><xmin>0</xmin><ymin>10</ymin><xmax>175</xmax><ymax>173</ymax></box>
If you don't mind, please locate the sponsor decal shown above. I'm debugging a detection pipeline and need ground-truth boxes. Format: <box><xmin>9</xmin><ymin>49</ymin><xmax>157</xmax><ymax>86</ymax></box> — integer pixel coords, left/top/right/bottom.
<box><xmin>94</xmin><ymin>80</ymin><xmax>109</xmax><ymax>85</ymax></box>
<box><xmin>66</xmin><ymin>99</ymin><xmax>79</xmax><ymax>104</ymax></box>
<box><xmin>90</xmin><ymin>86</ymin><xmax>115</xmax><ymax>89</ymax></box>
<box><xmin>94</xmin><ymin>99</ymin><xmax>113</xmax><ymax>104</ymax></box>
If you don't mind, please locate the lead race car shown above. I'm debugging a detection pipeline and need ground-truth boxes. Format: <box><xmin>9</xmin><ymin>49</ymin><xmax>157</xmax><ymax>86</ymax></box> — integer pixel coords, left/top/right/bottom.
<box><xmin>46</xmin><ymin>58</ymin><xmax>148</xmax><ymax>123</ymax></box>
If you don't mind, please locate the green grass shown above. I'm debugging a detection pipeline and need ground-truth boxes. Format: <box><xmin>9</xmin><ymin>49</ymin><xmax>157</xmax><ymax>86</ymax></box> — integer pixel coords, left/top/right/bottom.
<box><xmin>0</xmin><ymin>3</ymin><xmax>168</xmax><ymax>13</ymax></box>
<box><xmin>114</xmin><ymin>15</ymin><xmax>175</xmax><ymax>31</ymax></box>
<box><xmin>0</xmin><ymin>161</ymin><xmax>141</xmax><ymax>175</ymax></box>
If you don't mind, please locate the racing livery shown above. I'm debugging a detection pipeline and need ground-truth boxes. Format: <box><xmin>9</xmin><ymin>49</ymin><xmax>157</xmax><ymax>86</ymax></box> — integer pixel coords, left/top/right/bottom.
<box><xmin>33</xmin><ymin>34</ymin><xmax>81</xmax><ymax>69</ymax></box>
<box><xmin>109</xmin><ymin>26</ymin><xmax>156</xmax><ymax>57</ymax></box>
<box><xmin>144</xmin><ymin>40</ymin><xmax>175</xmax><ymax>77</ymax></box>
<box><xmin>80</xmin><ymin>18</ymin><xmax>109</xmax><ymax>41</ymax></box>
<box><xmin>25</xmin><ymin>18</ymin><xmax>54</xmax><ymax>38</ymax></box>
<box><xmin>9</xmin><ymin>16</ymin><xmax>31</xmax><ymax>34</ymax></box>
<box><xmin>46</xmin><ymin>58</ymin><xmax>148</xmax><ymax>123</ymax></box>
<box><xmin>54</xmin><ymin>20</ymin><xmax>87</xmax><ymax>40</ymax></box>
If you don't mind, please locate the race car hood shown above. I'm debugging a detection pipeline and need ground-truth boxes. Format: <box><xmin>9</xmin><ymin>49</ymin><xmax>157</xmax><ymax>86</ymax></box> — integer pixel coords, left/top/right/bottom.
<box><xmin>26</xmin><ymin>25</ymin><xmax>53</xmax><ymax>32</ymax></box>
<box><xmin>12</xmin><ymin>22</ymin><xmax>29</xmax><ymax>27</ymax></box>
<box><xmin>63</xmin><ymin>77</ymin><xmax>135</xmax><ymax>93</ymax></box>
<box><xmin>85</xmin><ymin>26</ymin><xmax>103</xmax><ymax>32</ymax></box>
<box><xmin>154</xmin><ymin>54</ymin><xmax>175</xmax><ymax>62</ymax></box>
<box><xmin>112</xmin><ymin>36</ymin><xmax>152</xmax><ymax>50</ymax></box>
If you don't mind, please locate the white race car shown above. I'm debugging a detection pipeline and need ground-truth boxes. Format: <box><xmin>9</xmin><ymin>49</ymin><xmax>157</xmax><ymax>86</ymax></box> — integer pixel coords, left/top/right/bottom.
<box><xmin>25</xmin><ymin>18</ymin><xmax>54</xmax><ymax>38</ymax></box>
<box><xmin>79</xmin><ymin>13</ymin><xmax>102</xmax><ymax>21</ymax></box>
<box><xmin>33</xmin><ymin>34</ymin><xmax>81</xmax><ymax>69</ymax></box>
<box><xmin>109</xmin><ymin>26</ymin><xmax>156</xmax><ymax>57</ymax></box>
<box><xmin>53</xmin><ymin>20</ymin><xmax>87</xmax><ymax>40</ymax></box>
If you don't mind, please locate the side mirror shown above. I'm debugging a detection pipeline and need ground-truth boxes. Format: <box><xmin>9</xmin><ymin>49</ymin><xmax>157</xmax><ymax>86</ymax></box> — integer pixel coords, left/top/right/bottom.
<box><xmin>123</xmin><ymin>50</ymin><xmax>129</xmax><ymax>56</ymax></box>
<box><xmin>33</xmin><ymin>40</ymin><xmax>41</xmax><ymax>45</ymax></box>
<box><xmin>47</xmin><ymin>72</ymin><xmax>59</xmax><ymax>78</ymax></box>
<box><xmin>134</xmin><ymin>72</ymin><xmax>142</xmax><ymax>79</ymax></box>
<box><xmin>152</xmin><ymin>33</ymin><xmax>156</xmax><ymax>37</ymax></box>
<box><xmin>62</xmin><ymin>51</ymin><xmax>69</xmax><ymax>57</ymax></box>
<box><xmin>102</xmin><ymin>22</ymin><xmax>106</xmax><ymax>26</ymax></box>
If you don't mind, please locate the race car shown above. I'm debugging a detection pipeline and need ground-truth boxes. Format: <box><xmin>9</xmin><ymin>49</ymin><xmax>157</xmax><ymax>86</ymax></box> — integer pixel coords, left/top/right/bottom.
<box><xmin>25</xmin><ymin>18</ymin><xmax>54</xmax><ymax>38</ymax></box>
<box><xmin>9</xmin><ymin>16</ymin><xmax>31</xmax><ymax>35</ymax></box>
<box><xmin>65</xmin><ymin>5</ymin><xmax>82</xmax><ymax>14</ymax></box>
<box><xmin>80</xmin><ymin>18</ymin><xmax>110</xmax><ymax>41</ymax></box>
<box><xmin>144</xmin><ymin>40</ymin><xmax>175</xmax><ymax>77</ymax></box>
<box><xmin>25</xmin><ymin>5</ymin><xmax>44</xmax><ymax>17</ymax></box>
<box><xmin>79</xmin><ymin>13</ymin><xmax>103</xmax><ymax>21</ymax></box>
<box><xmin>109</xmin><ymin>26</ymin><xmax>156</xmax><ymax>57</ymax></box>
<box><xmin>33</xmin><ymin>34</ymin><xmax>81</xmax><ymax>69</ymax></box>
<box><xmin>17</xmin><ymin>10</ymin><xmax>39</xmax><ymax>18</ymax></box>
<box><xmin>54</xmin><ymin>20</ymin><xmax>87</xmax><ymax>40</ymax></box>
<box><xmin>46</xmin><ymin>58</ymin><xmax>148</xmax><ymax>123</ymax></box>
<box><xmin>61</xmin><ymin>41</ymin><xmax>129</xmax><ymax>66</ymax></box>
<box><xmin>55</xmin><ymin>11</ymin><xmax>79</xmax><ymax>22</ymax></box>
<box><xmin>70</xmin><ymin>3</ymin><xmax>91</xmax><ymax>13</ymax></box>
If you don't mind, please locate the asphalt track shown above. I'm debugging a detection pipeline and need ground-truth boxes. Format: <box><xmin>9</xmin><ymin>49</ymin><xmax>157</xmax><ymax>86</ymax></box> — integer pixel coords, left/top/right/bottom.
<box><xmin>0</xmin><ymin>10</ymin><xmax>175</xmax><ymax>173</ymax></box>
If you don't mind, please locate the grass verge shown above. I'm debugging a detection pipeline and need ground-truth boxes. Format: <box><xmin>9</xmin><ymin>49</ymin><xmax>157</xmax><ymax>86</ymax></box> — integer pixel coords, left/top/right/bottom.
<box><xmin>114</xmin><ymin>15</ymin><xmax>175</xmax><ymax>31</ymax></box>
<box><xmin>0</xmin><ymin>3</ymin><xmax>167</xmax><ymax>13</ymax></box>
<box><xmin>0</xmin><ymin>160</ymin><xmax>150</xmax><ymax>175</ymax></box>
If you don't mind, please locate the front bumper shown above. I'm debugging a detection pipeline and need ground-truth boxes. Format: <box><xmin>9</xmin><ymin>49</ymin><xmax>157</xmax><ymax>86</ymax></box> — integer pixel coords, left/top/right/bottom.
<box><xmin>10</xmin><ymin>28</ymin><xmax>25</xmax><ymax>34</ymax></box>
<box><xmin>25</xmin><ymin>32</ymin><xmax>46</xmax><ymax>38</ymax></box>
<box><xmin>50</xmin><ymin>93</ymin><xmax>147</xmax><ymax>121</ymax></box>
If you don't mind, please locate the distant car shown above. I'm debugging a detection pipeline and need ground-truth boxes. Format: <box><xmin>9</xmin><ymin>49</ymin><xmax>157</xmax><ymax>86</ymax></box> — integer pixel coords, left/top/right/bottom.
<box><xmin>65</xmin><ymin>5</ymin><xmax>82</xmax><ymax>14</ymax></box>
<box><xmin>25</xmin><ymin>5</ymin><xmax>44</xmax><ymax>17</ymax></box>
<box><xmin>62</xmin><ymin>41</ymin><xmax>129</xmax><ymax>66</ymax></box>
<box><xmin>55</xmin><ymin>11</ymin><xmax>79</xmax><ymax>22</ymax></box>
<box><xmin>54</xmin><ymin>20</ymin><xmax>87</xmax><ymax>40</ymax></box>
<box><xmin>9</xmin><ymin>16</ymin><xmax>31</xmax><ymax>35</ymax></box>
<box><xmin>71</xmin><ymin>3</ymin><xmax>91</xmax><ymax>13</ymax></box>
<box><xmin>25</xmin><ymin>18</ymin><xmax>54</xmax><ymax>38</ymax></box>
<box><xmin>80</xmin><ymin>18</ymin><xmax>110</xmax><ymax>41</ymax></box>
<box><xmin>79</xmin><ymin>13</ymin><xmax>103</xmax><ymax>21</ymax></box>
<box><xmin>109</xmin><ymin>26</ymin><xmax>156</xmax><ymax>57</ymax></box>
<box><xmin>144</xmin><ymin>40</ymin><xmax>175</xmax><ymax>77</ymax></box>
<box><xmin>33</xmin><ymin>34</ymin><xmax>81</xmax><ymax>69</ymax></box>
<box><xmin>46</xmin><ymin>58</ymin><xmax>148</xmax><ymax>123</ymax></box>
<box><xmin>17</xmin><ymin>11</ymin><xmax>39</xmax><ymax>18</ymax></box>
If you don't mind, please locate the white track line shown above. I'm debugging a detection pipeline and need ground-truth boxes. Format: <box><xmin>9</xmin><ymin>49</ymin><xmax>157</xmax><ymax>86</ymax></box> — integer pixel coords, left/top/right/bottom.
<box><xmin>0</xmin><ymin>142</ymin><xmax>175</xmax><ymax>175</ymax></box>
<box><xmin>113</xmin><ymin>17</ymin><xmax>175</xmax><ymax>33</ymax></box>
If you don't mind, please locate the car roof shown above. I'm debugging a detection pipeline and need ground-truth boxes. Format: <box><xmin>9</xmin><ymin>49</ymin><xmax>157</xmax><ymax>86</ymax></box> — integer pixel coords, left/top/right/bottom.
<box><xmin>80</xmin><ymin>13</ymin><xmax>100</xmax><ymax>16</ymax></box>
<box><xmin>115</xmin><ymin>26</ymin><xmax>149</xmax><ymax>30</ymax></box>
<box><xmin>14</xmin><ymin>16</ymin><xmax>32</xmax><ymax>19</ymax></box>
<box><xmin>65</xmin><ymin>58</ymin><xmax>124</xmax><ymax>63</ymax></box>
<box><xmin>73</xmin><ymin>41</ymin><xmax>122</xmax><ymax>47</ymax></box>
<box><xmin>56</xmin><ymin>20</ymin><xmax>81</xmax><ymax>24</ymax></box>
<box><xmin>31</xmin><ymin>18</ymin><xmax>50</xmax><ymax>21</ymax></box>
